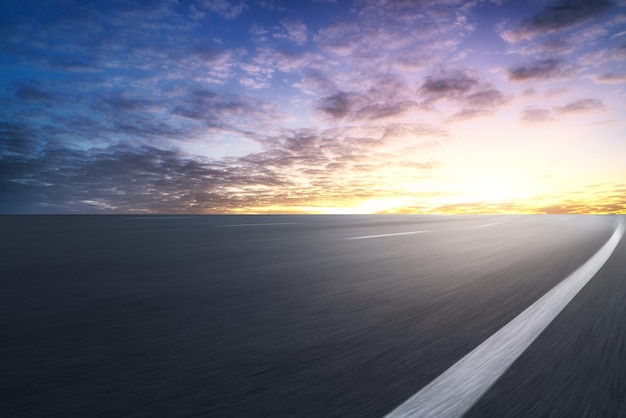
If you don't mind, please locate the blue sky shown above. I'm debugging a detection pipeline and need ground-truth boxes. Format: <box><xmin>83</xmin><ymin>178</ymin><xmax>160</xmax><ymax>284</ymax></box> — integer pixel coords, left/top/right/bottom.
<box><xmin>1</xmin><ymin>0</ymin><xmax>625</xmax><ymax>213</ymax></box>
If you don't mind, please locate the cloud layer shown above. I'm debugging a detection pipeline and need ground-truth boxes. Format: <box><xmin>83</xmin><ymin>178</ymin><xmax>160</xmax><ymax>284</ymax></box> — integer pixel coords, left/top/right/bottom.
<box><xmin>1</xmin><ymin>0</ymin><xmax>625</xmax><ymax>213</ymax></box>
<box><xmin>502</xmin><ymin>0</ymin><xmax>613</xmax><ymax>42</ymax></box>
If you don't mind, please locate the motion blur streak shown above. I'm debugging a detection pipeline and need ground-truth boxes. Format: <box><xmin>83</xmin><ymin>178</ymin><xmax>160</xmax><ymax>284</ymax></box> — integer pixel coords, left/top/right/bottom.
<box><xmin>385</xmin><ymin>217</ymin><xmax>624</xmax><ymax>418</ymax></box>
<box><xmin>1</xmin><ymin>215</ymin><xmax>624</xmax><ymax>417</ymax></box>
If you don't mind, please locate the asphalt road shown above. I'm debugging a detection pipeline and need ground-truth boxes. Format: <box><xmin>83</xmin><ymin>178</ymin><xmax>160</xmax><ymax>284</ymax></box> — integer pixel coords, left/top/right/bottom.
<box><xmin>1</xmin><ymin>214</ymin><xmax>624</xmax><ymax>417</ymax></box>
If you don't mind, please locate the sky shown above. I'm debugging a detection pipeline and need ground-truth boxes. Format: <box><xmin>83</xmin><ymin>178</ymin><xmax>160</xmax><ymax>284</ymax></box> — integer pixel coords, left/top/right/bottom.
<box><xmin>1</xmin><ymin>0</ymin><xmax>625</xmax><ymax>214</ymax></box>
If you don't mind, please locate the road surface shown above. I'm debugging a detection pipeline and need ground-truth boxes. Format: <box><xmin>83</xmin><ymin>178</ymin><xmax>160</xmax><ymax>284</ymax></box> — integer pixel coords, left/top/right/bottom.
<box><xmin>1</xmin><ymin>214</ymin><xmax>624</xmax><ymax>417</ymax></box>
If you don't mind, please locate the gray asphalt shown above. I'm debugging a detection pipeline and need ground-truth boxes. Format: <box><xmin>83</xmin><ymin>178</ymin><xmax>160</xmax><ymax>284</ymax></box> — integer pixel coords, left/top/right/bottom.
<box><xmin>0</xmin><ymin>214</ymin><xmax>623</xmax><ymax>417</ymax></box>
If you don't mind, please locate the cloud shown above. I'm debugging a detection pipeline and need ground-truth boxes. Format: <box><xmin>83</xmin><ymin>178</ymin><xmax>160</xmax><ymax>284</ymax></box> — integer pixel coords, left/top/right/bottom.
<box><xmin>0</xmin><ymin>143</ymin><xmax>294</xmax><ymax>213</ymax></box>
<box><xmin>593</xmin><ymin>72</ymin><xmax>626</xmax><ymax>83</ymax></box>
<box><xmin>314</xmin><ymin>0</ymin><xmax>476</xmax><ymax>70</ymax></box>
<box><xmin>448</xmin><ymin>89</ymin><xmax>509</xmax><ymax>122</ymax></box>
<box><xmin>510</xmin><ymin>38</ymin><xmax>575</xmax><ymax>56</ymax></box>
<box><xmin>380</xmin><ymin>123</ymin><xmax>447</xmax><ymax>141</ymax></box>
<box><xmin>314</xmin><ymin>19</ymin><xmax>363</xmax><ymax>57</ymax></box>
<box><xmin>2</xmin><ymin>0</ymin><xmax>623</xmax><ymax>214</ymax></box>
<box><xmin>554</xmin><ymin>98</ymin><xmax>605</xmax><ymax>113</ymax></box>
<box><xmin>170</xmin><ymin>88</ymin><xmax>280</xmax><ymax>132</ymax></box>
<box><xmin>417</xmin><ymin>71</ymin><xmax>508</xmax><ymax>120</ymax></box>
<box><xmin>280</xmin><ymin>19</ymin><xmax>308</xmax><ymax>45</ymax></box>
<box><xmin>578</xmin><ymin>44</ymin><xmax>626</xmax><ymax>66</ymax></box>
<box><xmin>501</xmin><ymin>0</ymin><xmax>613</xmax><ymax>43</ymax></box>
<box><xmin>464</xmin><ymin>89</ymin><xmax>506</xmax><ymax>108</ymax></box>
<box><xmin>520</xmin><ymin>98</ymin><xmax>604</xmax><ymax>122</ymax></box>
<box><xmin>356</xmin><ymin>0</ymin><xmax>469</xmax><ymax>13</ymax></box>
<box><xmin>238</xmin><ymin>47</ymin><xmax>312</xmax><ymax>89</ymax></box>
<box><xmin>317</xmin><ymin>92</ymin><xmax>361</xmax><ymax>119</ymax></box>
<box><xmin>521</xmin><ymin>107</ymin><xmax>554</xmax><ymax>123</ymax></box>
<box><xmin>187</xmin><ymin>47</ymin><xmax>238</xmax><ymax>82</ymax></box>
<box><xmin>294</xmin><ymin>68</ymin><xmax>337</xmax><ymax>94</ymax></box>
<box><xmin>240</xmin><ymin>77</ymin><xmax>269</xmax><ymax>89</ymax></box>
<box><xmin>13</xmin><ymin>82</ymin><xmax>59</xmax><ymax>103</ymax></box>
<box><xmin>449</xmin><ymin>108</ymin><xmax>491</xmax><ymax>122</ymax></box>
<box><xmin>354</xmin><ymin>101</ymin><xmax>418</xmax><ymax>120</ymax></box>
<box><xmin>393</xmin><ymin>53</ymin><xmax>435</xmax><ymax>71</ymax></box>
<box><xmin>314</xmin><ymin>72</ymin><xmax>431</xmax><ymax>121</ymax></box>
<box><xmin>533</xmin><ymin>201</ymin><xmax>626</xmax><ymax>214</ymax></box>
<box><xmin>0</xmin><ymin>122</ymin><xmax>40</xmax><ymax>158</ymax></box>
<box><xmin>508</xmin><ymin>58</ymin><xmax>574</xmax><ymax>81</ymax></box>
<box><xmin>195</xmin><ymin>0</ymin><xmax>248</xmax><ymax>19</ymax></box>
<box><xmin>0</xmin><ymin>123</ymin><xmax>442</xmax><ymax>213</ymax></box>
<box><xmin>274</xmin><ymin>49</ymin><xmax>310</xmax><ymax>72</ymax></box>
<box><xmin>428</xmin><ymin>197</ymin><xmax>626</xmax><ymax>214</ymax></box>
<box><xmin>612</xmin><ymin>30</ymin><xmax>626</xmax><ymax>38</ymax></box>
<box><xmin>419</xmin><ymin>72</ymin><xmax>478</xmax><ymax>100</ymax></box>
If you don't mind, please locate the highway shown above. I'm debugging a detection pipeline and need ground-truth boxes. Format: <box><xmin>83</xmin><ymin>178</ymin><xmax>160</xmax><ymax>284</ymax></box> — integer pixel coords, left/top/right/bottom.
<box><xmin>1</xmin><ymin>214</ymin><xmax>624</xmax><ymax>417</ymax></box>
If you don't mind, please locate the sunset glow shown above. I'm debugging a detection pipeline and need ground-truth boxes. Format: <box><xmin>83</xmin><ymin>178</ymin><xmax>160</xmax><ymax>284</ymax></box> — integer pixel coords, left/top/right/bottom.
<box><xmin>1</xmin><ymin>0</ymin><xmax>625</xmax><ymax>214</ymax></box>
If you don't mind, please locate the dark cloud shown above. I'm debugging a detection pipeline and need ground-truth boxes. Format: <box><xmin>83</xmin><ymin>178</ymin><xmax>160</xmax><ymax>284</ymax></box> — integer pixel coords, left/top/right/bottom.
<box><xmin>354</xmin><ymin>102</ymin><xmax>416</xmax><ymax>120</ymax></box>
<box><xmin>317</xmin><ymin>92</ymin><xmax>360</xmax><ymax>119</ymax></box>
<box><xmin>101</xmin><ymin>95</ymin><xmax>155</xmax><ymax>113</ymax></box>
<box><xmin>418</xmin><ymin>72</ymin><xmax>508</xmax><ymax>120</ymax></box>
<box><xmin>0</xmin><ymin>122</ymin><xmax>441</xmax><ymax>213</ymax></box>
<box><xmin>419</xmin><ymin>72</ymin><xmax>478</xmax><ymax>100</ymax></box>
<box><xmin>508</xmin><ymin>58</ymin><xmax>574</xmax><ymax>81</ymax></box>
<box><xmin>535</xmin><ymin>38</ymin><xmax>574</xmax><ymax>55</ymax></box>
<box><xmin>0</xmin><ymin>122</ymin><xmax>41</xmax><ymax>159</ymax></box>
<box><xmin>316</xmin><ymin>74</ymin><xmax>421</xmax><ymax>121</ymax></box>
<box><xmin>0</xmin><ymin>143</ymin><xmax>293</xmax><ymax>213</ymax></box>
<box><xmin>48</xmin><ymin>54</ymin><xmax>100</xmax><ymax>73</ymax></box>
<box><xmin>13</xmin><ymin>82</ymin><xmax>60</xmax><ymax>103</ymax></box>
<box><xmin>2</xmin><ymin>0</ymin><xmax>623</xmax><ymax>214</ymax></box>
<box><xmin>172</xmin><ymin>89</ymin><xmax>259</xmax><ymax>121</ymax></box>
<box><xmin>502</xmin><ymin>0</ymin><xmax>613</xmax><ymax>42</ymax></box>
<box><xmin>554</xmin><ymin>98</ymin><xmax>605</xmax><ymax>113</ymax></box>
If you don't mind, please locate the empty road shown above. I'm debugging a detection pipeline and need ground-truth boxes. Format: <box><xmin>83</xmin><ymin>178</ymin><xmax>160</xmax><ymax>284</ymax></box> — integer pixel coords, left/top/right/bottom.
<box><xmin>1</xmin><ymin>214</ymin><xmax>624</xmax><ymax>417</ymax></box>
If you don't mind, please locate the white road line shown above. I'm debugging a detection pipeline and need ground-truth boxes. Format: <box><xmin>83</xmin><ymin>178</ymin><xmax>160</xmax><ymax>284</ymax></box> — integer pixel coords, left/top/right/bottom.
<box><xmin>468</xmin><ymin>222</ymin><xmax>501</xmax><ymax>229</ymax></box>
<box><xmin>345</xmin><ymin>230</ymin><xmax>429</xmax><ymax>240</ymax></box>
<box><xmin>216</xmin><ymin>222</ymin><xmax>300</xmax><ymax>227</ymax></box>
<box><xmin>385</xmin><ymin>218</ymin><xmax>624</xmax><ymax>418</ymax></box>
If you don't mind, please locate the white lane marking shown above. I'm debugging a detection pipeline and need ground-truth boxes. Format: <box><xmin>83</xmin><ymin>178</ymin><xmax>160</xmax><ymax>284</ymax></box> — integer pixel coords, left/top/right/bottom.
<box><xmin>468</xmin><ymin>222</ymin><xmax>501</xmax><ymax>229</ymax></box>
<box><xmin>386</xmin><ymin>218</ymin><xmax>624</xmax><ymax>418</ymax></box>
<box><xmin>345</xmin><ymin>230</ymin><xmax>429</xmax><ymax>240</ymax></box>
<box><xmin>216</xmin><ymin>222</ymin><xmax>300</xmax><ymax>227</ymax></box>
